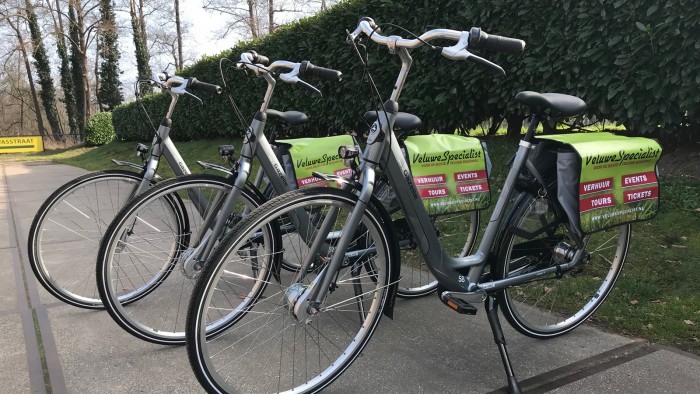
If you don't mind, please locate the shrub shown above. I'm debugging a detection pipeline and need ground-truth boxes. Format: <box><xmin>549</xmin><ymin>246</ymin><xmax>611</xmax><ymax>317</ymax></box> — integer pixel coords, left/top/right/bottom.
<box><xmin>85</xmin><ymin>112</ymin><xmax>116</xmax><ymax>146</ymax></box>
<box><xmin>113</xmin><ymin>0</ymin><xmax>700</xmax><ymax>143</ymax></box>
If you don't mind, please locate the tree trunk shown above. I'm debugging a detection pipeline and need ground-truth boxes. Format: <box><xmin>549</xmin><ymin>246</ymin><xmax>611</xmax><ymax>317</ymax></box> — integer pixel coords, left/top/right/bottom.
<box><xmin>488</xmin><ymin>115</ymin><xmax>504</xmax><ymax>136</ymax></box>
<box><xmin>268</xmin><ymin>0</ymin><xmax>274</xmax><ymax>34</ymax></box>
<box><xmin>25</xmin><ymin>0</ymin><xmax>63</xmax><ymax>139</ymax></box>
<box><xmin>97</xmin><ymin>0</ymin><xmax>124</xmax><ymax>111</ymax></box>
<box><xmin>506</xmin><ymin>114</ymin><xmax>524</xmax><ymax>140</ymax></box>
<box><xmin>247</xmin><ymin>0</ymin><xmax>259</xmax><ymax>38</ymax></box>
<box><xmin>138</xmin><ymin>0</ymin><xmax>148</xmax><ymax>43</ymax></box>
<box><xmin>175</xmin><ymin>0</ymin><xmax>183</xmax><ymax>70</ymax></box>
<box><xmin>95</xmin><ymin>34</ymin><xmax>102</xmax><ymax>111</ymax></box>
<box><xmin>10</xmin><ymin>17</ymin><xmax>46</xmax><ymax>136</ymax></box>
<box><xmin>68</xmin><ymin>0</ymin><xmax>86</xmax><ymax>136</ymax></box>
<box><xmin>542</xmin><ymin>118</ymin><xmax>557</xmax><ymax>134</ymax></box>
<box><xmin>78</xmin><ymin>6</ymin><xmax>90</xmax><ymax>119</ymax></box>
<box><xmin>130</xmin><ymin>0</ymin><xmax>152</xmax><ymax>92</ymax></box>
<box><xmin>52</xmin><ymin>0</ymin><xmax>79</xmax><ymax>135</ymax></box>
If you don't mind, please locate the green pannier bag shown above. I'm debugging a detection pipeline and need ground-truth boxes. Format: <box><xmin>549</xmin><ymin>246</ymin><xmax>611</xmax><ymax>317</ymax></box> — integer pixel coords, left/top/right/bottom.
<box><xmin>402</xmin><ymin>134</ymin><xmax>492</xmax><ymax>215</ymax></box>
<box><xmin>537</xmin><ymin>132</ymin><xmax>662</xmax><ymax>234</ymax></box>
<box><xmin>273</xmin><ymin>135</ymin><xmax>356</xmax><ymax>189</ymax></box>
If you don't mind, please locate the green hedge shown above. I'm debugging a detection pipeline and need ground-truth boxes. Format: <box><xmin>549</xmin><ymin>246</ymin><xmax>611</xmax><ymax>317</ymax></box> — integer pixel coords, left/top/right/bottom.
<box><xmin>113</xmin><ymin>0</ymin><xmax>700</xmax><ymax>142</ymax></box>
<box><xmin>86</xmin><ymin>111</ymin><xmax>116</xmax><ymax>146</ymax></box>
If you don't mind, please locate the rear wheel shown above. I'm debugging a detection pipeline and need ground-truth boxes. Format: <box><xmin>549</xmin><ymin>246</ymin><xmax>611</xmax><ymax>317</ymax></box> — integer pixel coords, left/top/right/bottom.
<box><xmin>187</xmin><ymin>187</ymin><xmax>397</xmax><ymax>393</ymax></box>
<box><xmin>496</xmin><ymin>193</ymin><xmax>630</xmax><ymax>338</ymax></box>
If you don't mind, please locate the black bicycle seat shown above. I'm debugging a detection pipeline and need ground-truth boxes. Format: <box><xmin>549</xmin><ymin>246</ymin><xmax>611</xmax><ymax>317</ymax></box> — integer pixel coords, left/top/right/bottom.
<box><xmin>266</xmin><ymin>109</ymin><xmax>308</xmax><ymax>126</ymax></box>
<box><xmin>363</xmin><ymin>111</ymin><xmax>423</xmax><ymax>132</ymax></box>
<box><xmin>515</xmin><ymin>91</ymin><xmax>587</xmax><ymax>117</ymax></box>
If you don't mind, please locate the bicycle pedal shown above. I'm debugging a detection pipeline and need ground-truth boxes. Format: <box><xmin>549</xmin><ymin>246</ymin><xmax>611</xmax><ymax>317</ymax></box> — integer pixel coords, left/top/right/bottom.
<box><xmin>441</xmin><ymin>293</ymin><xmax>478</xmax><ymax>315</ymax></box>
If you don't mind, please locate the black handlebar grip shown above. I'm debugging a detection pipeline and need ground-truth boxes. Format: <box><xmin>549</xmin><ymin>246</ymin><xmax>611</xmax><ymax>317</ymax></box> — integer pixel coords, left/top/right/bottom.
<box><xmin>188</xmin><ymin>78</ymin><xmax>223</xmax><ymax>94</ymax></box>
<box><xmin>247</xmin><ymin>50</ymin><xmax>269</xmax><ymax>65</ymax></box>
<box><xmin>469</xmin><ymin>27</ymin><xmax>525</xmax><ymax>55</ymax></box>
<box><xmin>299</xmin><ymin>61</ymin><xmax>343</xmax><ymax>82</ymax></box>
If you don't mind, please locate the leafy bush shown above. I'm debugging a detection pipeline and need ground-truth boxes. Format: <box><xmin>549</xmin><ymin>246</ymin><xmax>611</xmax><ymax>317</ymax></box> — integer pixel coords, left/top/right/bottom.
<box><xmin>113</xmin><ymin>0</ymin><xmax>700</xmax><ymax>143</ymax></box>
<box><xmin>85</xmin><ymin>112</ymin><xmax>116</xmax><ymax>146</ymax></box>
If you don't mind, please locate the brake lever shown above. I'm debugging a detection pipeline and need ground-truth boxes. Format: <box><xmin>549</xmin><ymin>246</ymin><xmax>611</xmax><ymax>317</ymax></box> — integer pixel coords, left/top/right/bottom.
<box><xmin>442</xmin><ymin>47</ymin><xmax>506</xmax><ymax>75</ymax></box>
<box><xmin>346</xmin><ymin>28</ymin><xmax>360</xmax><ymax>44</ymax></box>
<box><xmin>280</xmin><ymin>74</ymin><xmax>321</xmax><ymax>96</ymax></box>
<box><xmin>439</xmin><ymin>31</ymin><xmax>506</xmax><ymax>76</ymax></box>
<box><xmin>297</xmin><ymin>79</ymin><xmax>322</xmax><ymax>96</ymax></box>
<box><xmin>279</xmin><ymin>64</ymin><xmax>321</xmax><ymax>96</ymax></box>
<box><xmin>171</xmin><ymin>83</ymin><xmax>188</xmax><ymax>95</ymax></box>
<box><xmin>184</xmin><ymin>90</ymin><xmax>203</xmax><ymax>104</ymax></box>
<box><xmin>467</xmin><ymin>53</ymin><xmax>506</xmax><ymax>76</ymax></box>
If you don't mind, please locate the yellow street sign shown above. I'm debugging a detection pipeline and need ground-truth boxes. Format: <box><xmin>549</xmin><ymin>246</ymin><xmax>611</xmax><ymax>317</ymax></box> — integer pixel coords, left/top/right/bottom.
<box><xmin>0</xmin><ymin>136</ymin><xmax>44</xmax><ymax>153</ymax></box>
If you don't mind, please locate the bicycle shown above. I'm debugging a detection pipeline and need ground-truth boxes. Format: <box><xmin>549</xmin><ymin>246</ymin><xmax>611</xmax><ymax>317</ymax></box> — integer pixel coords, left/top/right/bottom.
<box><xmin>186</xmin><ymin>18</ymin><xmax>640</xmax><ymax>394</ymax></box>
<box><xmin>94</xmin><ymin>52</ymin><xmax>348</xmax><ymax>345</ymax></box>
<box><xmin>27</xmin><ymin>72</ymin><xmax>223</xmax><ymax>309</ymax></box>
<box><xmin>96</xmin><ymin>49</ymin><xmax>484</xmax><ymax>345</ymax></box>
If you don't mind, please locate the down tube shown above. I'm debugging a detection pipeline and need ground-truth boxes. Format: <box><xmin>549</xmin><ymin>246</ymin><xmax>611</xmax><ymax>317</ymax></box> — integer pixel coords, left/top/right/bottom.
<box><xmin>382</xmin><ymin>135</ymin><xmax>476</xmax><ymax>292</ymax></box>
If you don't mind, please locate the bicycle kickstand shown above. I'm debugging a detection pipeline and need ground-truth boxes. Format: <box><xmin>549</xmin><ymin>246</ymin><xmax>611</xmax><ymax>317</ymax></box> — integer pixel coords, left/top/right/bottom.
<box><xmin>485</xmin><ymin>294</ymin><xmax>522</xmax><ymax>394</ymax></box>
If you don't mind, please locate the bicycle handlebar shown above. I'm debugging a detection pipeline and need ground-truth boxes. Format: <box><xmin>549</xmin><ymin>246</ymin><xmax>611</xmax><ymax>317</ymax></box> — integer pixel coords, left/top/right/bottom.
<box><xmin>237</xmin><ymin>52</ymin><xmax>342</xmax><ymax>96</ymax></box>
<box><xmin>347</xmin><ymin>17</ymin><xmax>525</xmax><ymax>75</ymax></box>
<box><xmin>347</xmin><ymin>17</ymin><xmax>463</xmax><ymax>48</ymax></box>
<box><xmin>187</xmin><ymin>77</ymin><xmax>223</xmax><ymax>94</ymax></box>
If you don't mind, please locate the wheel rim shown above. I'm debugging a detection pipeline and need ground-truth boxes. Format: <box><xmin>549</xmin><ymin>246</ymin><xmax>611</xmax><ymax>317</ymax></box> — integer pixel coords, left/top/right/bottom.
<box><xmin>101</xmin><ymin>178</ymin><xmax>261</xmax><ymax>343</ymax></box>
<box><xmin>33</xmin><ymin>174</ymin><xmax>141</xmax><ymax>306</ymax></box>
<box><xmin>501</xmin><ymin>198</ymin><xmax>629</xmax><ymax>336</ymax></box>
<box><xmin>191</xmin><ymin>192</ymin><xmax>392</xmax><ymax>393</ymax></box>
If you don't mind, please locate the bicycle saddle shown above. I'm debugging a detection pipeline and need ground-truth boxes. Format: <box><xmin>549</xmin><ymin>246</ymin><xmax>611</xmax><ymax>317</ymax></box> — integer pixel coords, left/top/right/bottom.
<box><xmin>363</xmin><ymin>111</ymin><xmax>423</xmax><ymax>132</ymax></box>
<box><xmin>515</xmin><ymin>91</ymin><xmax>587</xmax><ymax>117</ymax></box>
<box><xmin>266</xmin><ymin>109</ymin><xmax>308</xmax><ymax>126</ymax></box>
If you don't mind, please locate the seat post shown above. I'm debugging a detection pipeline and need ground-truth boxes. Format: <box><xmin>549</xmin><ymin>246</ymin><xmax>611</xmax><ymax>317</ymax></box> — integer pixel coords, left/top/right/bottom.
<box><xmin>522</xmin><ymin>113</ymin><xmax>543</xmax><ymax>143</ymax></box>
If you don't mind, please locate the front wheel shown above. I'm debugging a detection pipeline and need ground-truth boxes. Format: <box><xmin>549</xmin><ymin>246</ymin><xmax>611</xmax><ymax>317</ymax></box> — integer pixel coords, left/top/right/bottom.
<box><xmin>97</xmin><ymin>174</ymin><xmax>267</xmax><ymax>345</ymax></box>
<box><xmin>187</xmin><ymin>187</ymin><xmax>397</xmax><ymax>393</ymax></box>
<box><xmin>28</xmin><ymin>169</ymin><xmax>144</xmax><ymax>309</ymax></box>
<box><xmin>495</xmin><ymin>193</ymin><xmax>630</xmax><ymax>338</ymax></box>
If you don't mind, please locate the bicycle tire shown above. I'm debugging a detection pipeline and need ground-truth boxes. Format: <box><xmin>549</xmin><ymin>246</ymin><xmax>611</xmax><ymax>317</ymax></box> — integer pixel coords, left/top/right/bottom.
<box><xmin>28</xmin><ymin>169</ymin><xmax>145</xmax><ymax>309</ymax></box>
<box><xmin>187</xmin><ymin>187</ymin><xmax>398</xmax><ymax>393</ymax></box>
<box><xmin>97</xmin><ymin>174</ymin><xmax>268</xmax><ymax>345</ymax></box>
<box><xmin>495</xmin><ymin>192</ymin><xmax>630</xmax><ymax>338</ymax></box>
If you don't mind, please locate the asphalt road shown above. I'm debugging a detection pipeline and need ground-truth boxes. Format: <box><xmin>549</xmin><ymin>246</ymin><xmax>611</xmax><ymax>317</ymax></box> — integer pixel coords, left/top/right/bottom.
<box><xmin>2</xmin><ymin>161</ymin><xmax>699</xmax><ymax>393</ymax></box>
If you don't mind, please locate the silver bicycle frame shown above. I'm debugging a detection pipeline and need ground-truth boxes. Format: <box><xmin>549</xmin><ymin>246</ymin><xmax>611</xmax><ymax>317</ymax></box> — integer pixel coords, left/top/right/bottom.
<box><xmin>127</xmin><ymin>88</ymin><xmax>194</xmax><ymax>198</ymax></box>
<box><xmin>190</xmin><ymin>71</ymin><xmax>318</xmax><ymax>264</ymax></box>
<box><xmin>306</xmin><ymin>42</ymin><xmax>586</xmax><ymax>306</ymax></box>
